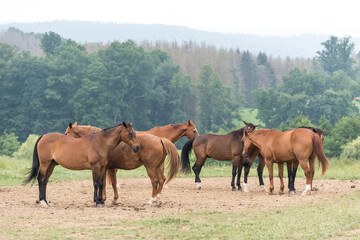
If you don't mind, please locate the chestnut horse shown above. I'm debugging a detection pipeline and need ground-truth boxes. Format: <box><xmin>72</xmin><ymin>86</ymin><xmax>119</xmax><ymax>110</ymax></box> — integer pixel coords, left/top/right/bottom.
<box><xmin>181</xmin><ymin>121</ymin><xmax>259</xmax><ymax>190</ymax></box>
<box><xmin>243</xmin><ymin>127</ymin><xmax>326</xmax><ymax>194</ymax></box>
<box><xmin>65</xmin><ymin>123</ymin><xmax>180</xmax><ymax>206</ymax></box>
<box><xmin>23</xmin><ymin>122</ymin><xmax>140</xmax><ymax>207</ymax></box>
<box><xmin>105</xmin><ymin>120</ymin><xmax>199</xmax><ymax>192</ymax></box>
<box><xmin>242</xmin><ymin>128</ymin><xmax>329</xmax><ymax>195</ymax></box>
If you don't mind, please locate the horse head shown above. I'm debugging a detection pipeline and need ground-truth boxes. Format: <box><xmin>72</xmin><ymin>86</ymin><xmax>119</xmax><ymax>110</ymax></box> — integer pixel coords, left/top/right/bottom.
<box><xmin>121</xmin><ymin>122</ymin><xmax>140</xmax><ymax>153</ymax></box>
<box><xmin>243</xmin><ymin>120</ymin><xmax>260</xmax><ymax>133</ymax></box>
<box><xmin>184</xmin><ymin>120</ymin><xmax>199</xmax><ymax>139</ymax></box>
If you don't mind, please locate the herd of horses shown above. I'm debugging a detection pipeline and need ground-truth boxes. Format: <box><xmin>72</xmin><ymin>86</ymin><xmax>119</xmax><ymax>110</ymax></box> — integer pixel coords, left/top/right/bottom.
<box><xmin>23</xmin><ymin>120</ymin><xmax>329</xmax><ymax>208</ymax></box>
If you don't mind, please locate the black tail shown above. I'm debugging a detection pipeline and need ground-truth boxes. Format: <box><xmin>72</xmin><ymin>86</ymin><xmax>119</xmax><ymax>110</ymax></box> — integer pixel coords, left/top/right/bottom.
<box><xmin>181</xmin><ymin>138</ymin><xmax>195</xmax><ymax>174</ymax></box>
<box><xmin>23</xmin><ymin>135</ymin><xmax>43</xmax><ymax>185</ymax></box>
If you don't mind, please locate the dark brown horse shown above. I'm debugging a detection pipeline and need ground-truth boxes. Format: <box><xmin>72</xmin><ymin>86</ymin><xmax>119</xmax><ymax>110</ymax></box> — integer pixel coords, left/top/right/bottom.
<box><xmin>105</xmin><ymin>120</ymin><xmax>199</xmax><ymax>191</ymax></box>
<box><xmin>181</xmin><ymin>121</ymin><xmax>259</xmax><ymax>190</ymax></box>
<box><xmin>65</xmin><ymin>123</ymin><xmax>180</xmax><ymax>206</ymax></box>
<box><xmin>23</xmin><ymin>122</ymin><xmax>140</xmax><ymax>207</ymax></box>
<box><xmin>242</xmin><ymin>128</ymin><xmax>329</xmax><ymax>195</ymax></box>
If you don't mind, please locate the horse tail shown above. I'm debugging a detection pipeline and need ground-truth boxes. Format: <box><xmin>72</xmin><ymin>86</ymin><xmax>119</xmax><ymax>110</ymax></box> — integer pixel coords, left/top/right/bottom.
<box><xmin>312</xmin><ymin>134</ymin><xmax>329</xmax><ymax>176</ymax></box>
<box><xmin>23</xmin><ymin>135</ymin><xmax>43</xmax><ymax>185</ymax></box>
<box><xmin>181</xmin><ymin>138</ymin><xmax>195</xmax><ymax>174</ymax></box>
<box><xmin>161</xmin><ymin>138</ymin><xmax>180</xmax><ymax>184</ymax></box>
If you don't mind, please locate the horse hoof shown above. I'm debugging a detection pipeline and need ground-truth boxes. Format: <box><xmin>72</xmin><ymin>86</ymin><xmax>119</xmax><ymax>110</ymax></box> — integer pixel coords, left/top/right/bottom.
<box><xmin>279</xmin><ymin>191</ymin><xmax>284</xmax><ymax>195</ymax></box>
<box><xmin>195</xmin><ymin>183</ymin><xmax>202</xmax><ymax>190</ymax></box>
<box><xmin>289</xmin><ymin>190</ymin><xmax>296</xmax><ymax>195</ymax></box>
<box><xmin>96</xmin><ymin>203</ymin><xmax>106</xmax><ymax>208</ymax></box>
<box><xmin>243</xmin><ymin>187</ymin><xmax>249</xmax><ymax>193</ymax></box>
<box><xmin>40</xmin><ymin>200</ymin><xmax>49</xmax><ymax>208</ymax></box>
<box><xmin>164</xmin><ymin>185</ymin><xmax>169</xmax><ymax>189</ymax></box>
<box><xmin>238</xmin><ymin>187</ymin><xmax>242</xmax><ymax>191</ymax></box>
<box><xmin>232</xmin><ymin>187</ymin><xmax>237</xmax><ymax>191</ymax></box>
<box><xmin>260</xmin><ymin>185</ymin><xmax>267</xmax><ymax>192</ymax></box>
<box><xmin>111</xmin><ymin>201</ymin><xmax>118</xmax><ymax>206</ymax></box>
<box><xmin>301</xmin><ymin>191</ymin><xmax>311</xmax><ymax>196</ymax></box>
<box><xmin>156</xmin><ymin>200</ymin><xmax>162</xmax><ymax>207</ymax></box>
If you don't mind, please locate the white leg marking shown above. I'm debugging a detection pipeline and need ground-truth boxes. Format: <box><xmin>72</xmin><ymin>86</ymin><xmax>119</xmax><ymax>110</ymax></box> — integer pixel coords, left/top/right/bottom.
<box><xmin>196</xmin><ymin>182</ymin><xmax>202</xmax><ymax>190</ymax></box>
<box><xmin>116</xmin><ymin>182</ymin><xmax>120</xmax><ymax>189</ymax></box>
<box><xmin>40</xmin><ymin>200</ymin><xmax>49</xmax><ymax>208</ymax></box>
<box><xmin>302</xmin><ymin>184</ymin><xmax>311</xmax><ymax>195</ymax></box>
<box><xmin>243</xmin><ymin>183</ymin><xmax>249</xmax><ymax>192</ymax></box>
<box><xmin>146</xmin><ymin>197</ymin><xmax>157</xmax><ymax>206</ymax></box>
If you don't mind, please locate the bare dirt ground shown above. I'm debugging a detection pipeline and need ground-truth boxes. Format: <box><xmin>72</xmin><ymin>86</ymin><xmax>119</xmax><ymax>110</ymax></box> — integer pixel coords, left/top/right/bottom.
<box><xmin>0</xmin><ymin>177</ymin><xmax>359</xmax><ymax>224</ymax></box>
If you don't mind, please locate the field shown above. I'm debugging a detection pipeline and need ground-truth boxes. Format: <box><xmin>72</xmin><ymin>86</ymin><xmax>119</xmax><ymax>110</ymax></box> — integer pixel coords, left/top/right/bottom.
<box><xmin>1</xmin><ymin>156</ymin><xmax>360</xmax><ymax>239</ymax></box>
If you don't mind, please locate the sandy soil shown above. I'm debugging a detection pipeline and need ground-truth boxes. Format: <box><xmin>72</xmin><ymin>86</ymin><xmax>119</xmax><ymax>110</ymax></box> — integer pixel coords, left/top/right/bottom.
<box><xmin>0</xmin><ymin>177</ymin><xmax>359</xmax><ymax>223</ymax></box>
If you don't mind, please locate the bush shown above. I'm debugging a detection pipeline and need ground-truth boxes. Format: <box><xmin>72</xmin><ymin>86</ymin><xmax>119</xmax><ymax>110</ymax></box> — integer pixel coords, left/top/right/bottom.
<box><xmin>0</xmin><ymin>132</ymin><xmax>20</xmax><ymax>156</ymax></box>
<box><xmin>12</xmin><ymin>134</ymin><xmax>40</xmax><ymax>160</ymax></box>
<box><xmin>340</xmin><ymin>136</ymin><xmax>360</xmax><ymax>160</ymax></box>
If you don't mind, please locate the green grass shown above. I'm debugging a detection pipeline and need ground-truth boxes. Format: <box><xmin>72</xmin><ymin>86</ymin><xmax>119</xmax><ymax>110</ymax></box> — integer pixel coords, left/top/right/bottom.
<box><xmin>1</xmin><ymin>154</ymin><xmax>360</xmax><ymax>187</ymax></box>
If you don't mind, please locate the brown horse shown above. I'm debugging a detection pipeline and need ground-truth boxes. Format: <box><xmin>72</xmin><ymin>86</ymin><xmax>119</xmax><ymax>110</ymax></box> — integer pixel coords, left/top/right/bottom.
<box><xmin>23</xmin><ymin>122</ymin><xmax>140</xmax><ymax>207</ymax></box>
<box><xmin>105</xmin><ymin>120</ymin><xmax>199</xmax><ymax>191</ymax></box>
<box><xmin>242</xmin><ymin>128</ymin><xmax>329</xmax><ymax>195</ymax></box>
<box><xmin>181</xmin><ymin>121</ymin><xmax>259</xmax><ymax>190</ymax></box>
<box><xmin>65</xmin><ymin>123</ymin><xmax>180</xmax><ymax>206</ymax></box>
<box><xmin>244</xmin><ymin>127</ymin><xmax>327</xmax><ymax>194</ymax></box>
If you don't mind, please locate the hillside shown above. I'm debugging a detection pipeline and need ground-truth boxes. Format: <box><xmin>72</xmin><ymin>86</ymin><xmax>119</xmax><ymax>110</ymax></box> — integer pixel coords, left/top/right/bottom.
<box><xmin>2</xmin><ymin>21</ymin><xmax>358</xmax><ymax>58</ymax></box>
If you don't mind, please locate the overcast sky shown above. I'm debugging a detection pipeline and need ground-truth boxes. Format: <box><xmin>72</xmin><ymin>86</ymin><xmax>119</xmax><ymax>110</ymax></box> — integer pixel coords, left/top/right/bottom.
<box><xmin>1</xmin><ymin>0</ymin><xmax>359</xmax><ymax>37</ymax></box>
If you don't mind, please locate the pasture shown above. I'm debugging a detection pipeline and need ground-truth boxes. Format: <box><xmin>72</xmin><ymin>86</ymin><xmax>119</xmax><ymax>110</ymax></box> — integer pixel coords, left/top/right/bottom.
<box><xmin>1</xmin><ymin>156</ymin><xmax>360</xmax><ymax>239</ymax></box>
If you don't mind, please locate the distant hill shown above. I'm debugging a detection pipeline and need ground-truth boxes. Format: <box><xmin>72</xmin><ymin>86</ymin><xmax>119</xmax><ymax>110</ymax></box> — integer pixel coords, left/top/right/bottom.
<box><xmin>1</xmin><ymin>21</ymin><xmax>360</xmax><ymax>58</ymax></box>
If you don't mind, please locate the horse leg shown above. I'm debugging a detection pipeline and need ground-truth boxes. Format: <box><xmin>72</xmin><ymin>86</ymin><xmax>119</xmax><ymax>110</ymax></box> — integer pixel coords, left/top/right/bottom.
<box><xmin>291</xmin><ymin>161</ymin><xmax>299</xmax><ymax>194</ymax></box>
<box><xmin>37</xmin><ymin>160</ymin><xmax>57</xmax><ymax>207</ymax></box>
<box><xmin>231</xmin><ymin>163</ymin><xmax>237</xmax><ymax>191</ymax></box>
<box><xmin>298</xmin><ymin>160</ymin><xmax>312</xmax><ymax>195</ymax></box>
<box><xmin>92</xmin><ymin>166</ymin><xmax>106</xmax><ymax>207</ymax></box>
<box><xmin>145</xmin><ymin>167</ymin><xmax>159</xmax><ymax>206</ymax></box>
<box><xmin>308</xmin><ymin>154</ymin><xmax>316</xmax><ymax>191</ymax></box>
<box><xmin>106</xmin><ymin>168</ymin><xmax>119</xmax><ymax>205</ymax></box>
<box><xmin>192</xmin><ymin>155</ymin><xmax>206</xmax><ymax>190</ymax></box>
<box><xmin>243</xmin><ymin>165</ymin><xmax>250</xmax><ymax>192</ymax></box>
<box><xmin>160</xmin><ymin>163</ymin><xmax>168</xmax><ymax>189</ymax></box>
<box><xmin>155</xmin><ymin>166</ymin><xmax>166</xmax><ymax>207</ymax></box>
<box><xmin>265</xmin><ymin>159</ymin><xmax>274</xmax><ymax>195</ymax></box>
<box><xmin>278</xmin><ymin>163</ymin><xmax>284</xmax><ymax>195</ymax></box>
<box><xmin>287</xmin><ymin>162</ymin><xmax>295</xmax><ymax>194</ymax></box>
<box><xmin>257</xmin><ymin>155</ymin><xmax>266</xmax><ymax>191</ymax></box>
<box><xmin>237</xmin><ymin>164</ymin><xmax>243</xmax><ymax>191</ymax></box>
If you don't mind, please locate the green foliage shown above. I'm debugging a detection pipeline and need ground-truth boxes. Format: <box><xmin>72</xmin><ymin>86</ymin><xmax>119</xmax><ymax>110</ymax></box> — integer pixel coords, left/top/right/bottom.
<box><xmin>316</xmin><ymin>36</ymin><xmax>357</xmax><ymax>78</ymax></box>
<box><xmin>323</xmin><ymin>116</ymin><xmax>360</xmax><ymax>157</ymax></box>
<box><xmin>0</xmin><ymin>132</ymin><xmax>20</xmax><ymax>156</ymax></box>
<box><xmin>12</xmin><ymin>134</ymin><xmax>40</xmax><ymax>160</ymax></box>
<box><xmin>340</xmin><ymin>136</ymin><xmax>360</xmax><ymax>160</ymax></box>
<box><xmin>40</xmin><ymin>31</ymin><xmax>62</xmax><ymax>55</ymax></box>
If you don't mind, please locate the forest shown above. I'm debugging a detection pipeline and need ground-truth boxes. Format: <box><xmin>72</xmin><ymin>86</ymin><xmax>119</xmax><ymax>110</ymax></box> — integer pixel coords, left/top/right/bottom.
<box><xmin>1</xmin><ymin>28</ymin><xmax>360</xmax><ymax>158</ymax></box>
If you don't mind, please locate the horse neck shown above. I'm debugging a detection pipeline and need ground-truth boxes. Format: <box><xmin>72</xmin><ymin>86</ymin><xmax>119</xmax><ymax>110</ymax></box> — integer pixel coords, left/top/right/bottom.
<box><xmin>146</xmin><ymin>124</ymin><xmax>187</xmax><ymax>143</ymax></box>
<box><xmin>99</xmin><ymin>125</ymin><xmax>125</xmax><ymax>151</ymax></box>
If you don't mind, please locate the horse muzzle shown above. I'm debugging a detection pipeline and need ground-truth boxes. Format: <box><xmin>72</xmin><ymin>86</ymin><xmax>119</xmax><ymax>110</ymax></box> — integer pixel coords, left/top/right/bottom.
<box><xmin>133</xmin><ymin>145</ymin><xmax>140</xmax><ymax>153</ymax></box>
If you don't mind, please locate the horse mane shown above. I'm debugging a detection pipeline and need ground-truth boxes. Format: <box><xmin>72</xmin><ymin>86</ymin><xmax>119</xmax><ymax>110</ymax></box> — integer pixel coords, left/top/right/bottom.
<box><xmin>288</xmin><ymin>126</ymin><xmax>323</xmax><ymax>134</ymax></box>
<box><xmin>229</xmin><ymin>128</ymin><xmax>245</xmax><ymax>138</ymax></box>
<box><xmin>100</xmin><ymin>124</ymin><xmax>122</xmax><ymax>133</ymax></box>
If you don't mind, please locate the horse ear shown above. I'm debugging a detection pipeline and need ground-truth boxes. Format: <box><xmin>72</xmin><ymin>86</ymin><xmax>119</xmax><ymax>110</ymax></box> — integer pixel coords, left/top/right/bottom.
<box><xmin>74</xmin><ymin>121</ymin><xmax>78</xmax><ymax>126</ymax></box>
<box><xmin>255</xmin><ymin>124</ymin><xmax>260</xmax><ymax>128</ymax></box>
<box><xmin>188</xmin><ymin>120</ymin><xmax>193</xmax><ymax>125</ymax></box>
<box><xmin>322</xmin><ymin>129</ymin><xmax>327</xmax><ymax>133</ymax></box>
<box><xmin>243</xmin><ymin>120</ymin><xmax>248</xmax><ymax>126</ymax></box>
<box><xmin>122</xmin><ymin>122</ymin><xmax>127</xmax><ymax>127</ymax></box>
<box><xmin>68</xmin><ymin>122</ymin><xmax>72</xmax><ymax>129</ymax></box>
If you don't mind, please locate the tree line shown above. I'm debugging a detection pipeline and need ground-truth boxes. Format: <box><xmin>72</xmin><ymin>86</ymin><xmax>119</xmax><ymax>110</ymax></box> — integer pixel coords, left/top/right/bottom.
<box><xmin>1</xmin><ymin>32</ymin><xmax>360</xmax><ymax>158</ymax></box>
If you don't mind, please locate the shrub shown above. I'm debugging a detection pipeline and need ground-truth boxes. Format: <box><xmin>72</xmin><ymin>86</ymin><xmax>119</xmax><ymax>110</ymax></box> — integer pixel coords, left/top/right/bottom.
<box><xmin>0</xmin><ymin>132</ymin><xmax>20</xmax><ymax>156</ymax></box>
<box><xmin>340</xmin><ymin>136</ymin><xmax>360</xmax><ymax>160</ymax></box>
<box><xmin>13</xmin><ymin>134</ymin><xmax>40</xmax><ymax>160</ymax></box>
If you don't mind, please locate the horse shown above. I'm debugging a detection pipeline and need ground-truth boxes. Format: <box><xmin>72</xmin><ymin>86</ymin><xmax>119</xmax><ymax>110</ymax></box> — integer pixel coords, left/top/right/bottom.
<box><xmin>103</xmin><ymin>120</ymin><xmax>199</xmax><ymax>192</ymax></box>
<box><xmin>242</xmin><ymin>128</ymin><xmax>329</xmax><ymax>195</ymax></box>
<box><xmin>243</xmin><ymin>127</ymin><xmax>327</xmax><ymax>194</ymax></box>
<box><xmin>23</xmin><ymin>122</ymin><xmax>140</xmax><ymax>207</ymax></box>
<box><xmin>181</xmin><ymin>121</ymin><xmax>259</xmax><ymax>190</ymax></box>
<box><xmin>64</xmin><ymin>122</ymin><xmax>180</xmax><ymax>206</ymax></box>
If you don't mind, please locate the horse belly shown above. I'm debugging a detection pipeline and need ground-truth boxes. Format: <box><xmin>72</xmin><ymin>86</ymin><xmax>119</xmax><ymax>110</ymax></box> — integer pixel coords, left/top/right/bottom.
<box><xmin>53</xmin><ymin>151</ymin><xmax>92</xmax><ymax>170</ymax></box>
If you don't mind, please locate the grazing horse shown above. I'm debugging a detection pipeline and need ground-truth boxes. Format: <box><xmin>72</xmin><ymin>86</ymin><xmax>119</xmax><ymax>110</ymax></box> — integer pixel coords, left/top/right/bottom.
<box><xmin>181</xmin><ymin>121</ymin><xmax>259</xmax><ymax>190</ymax></box>
<box><xmin>242</xmin><ymin>128</ymin><xmax>329</xmax><ymax>195</ymax></box>
<box><xmin>65</xmin><ymin>123</ymin><xmax>180</xmax><ymax>206</ymax></box>
<box><xmin>104</xmin><ymin>120</ymin><xmax>199</xmax><ymax>192</ymax></box>
<box><xmin>23</xmin><ymin>122</ymin><xmax>140</xmax><ymax>207</ymax></box>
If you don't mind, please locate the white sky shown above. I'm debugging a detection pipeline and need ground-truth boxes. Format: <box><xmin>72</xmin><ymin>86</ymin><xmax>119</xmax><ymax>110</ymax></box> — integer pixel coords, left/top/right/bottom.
<box><xmin>1</xmin><ymin>0</ymin><xmax>360</xmax><ymax>37</ymax></box>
